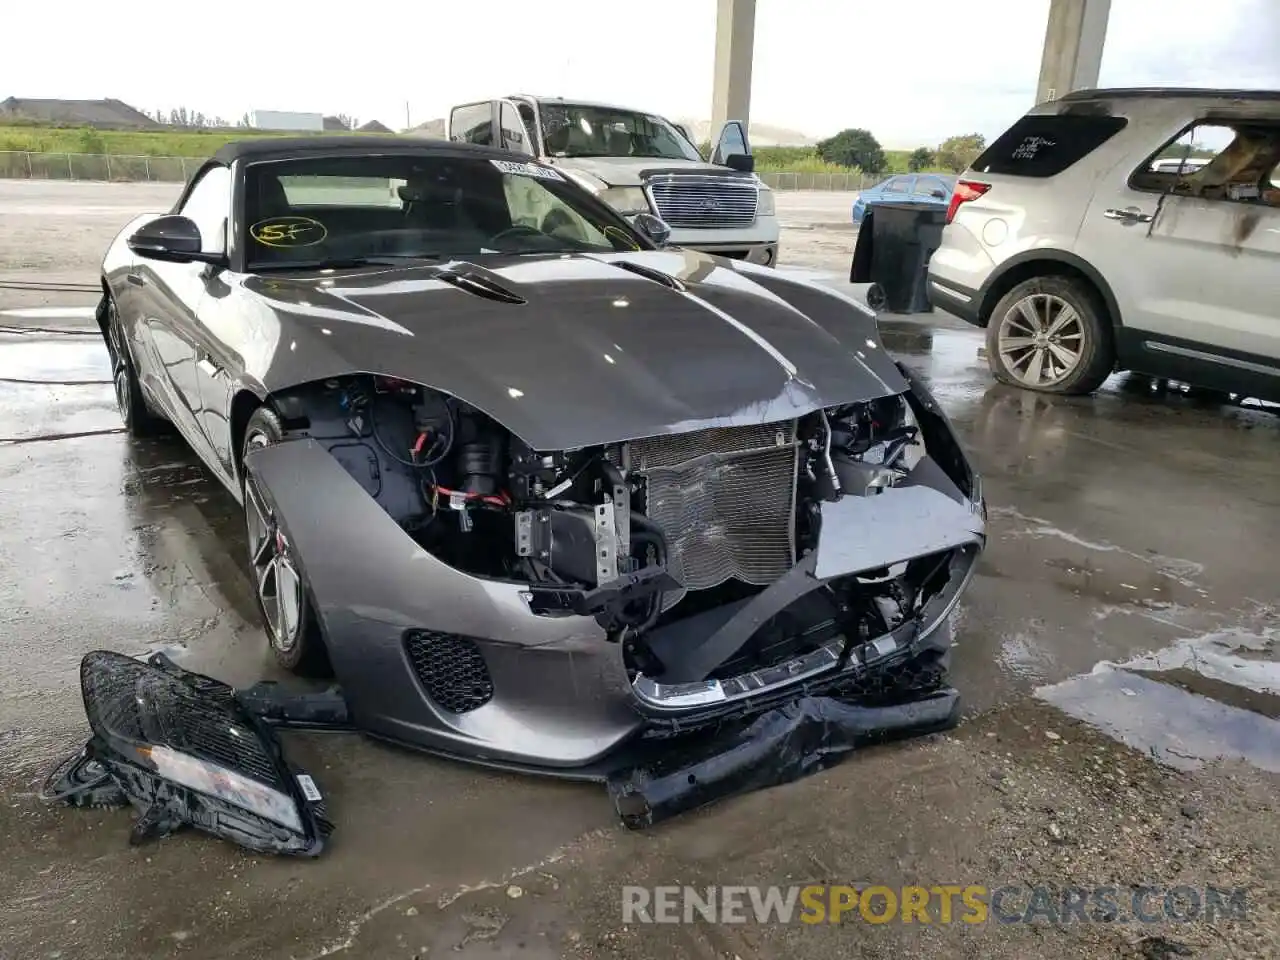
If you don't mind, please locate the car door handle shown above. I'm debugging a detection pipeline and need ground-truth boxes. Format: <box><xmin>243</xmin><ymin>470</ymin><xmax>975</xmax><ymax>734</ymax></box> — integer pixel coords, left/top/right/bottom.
<box><xmin>126</xmin><ymin>272</ymin><xmax>145</xmax><ymax>286</ymax></box>
<box><xmin>1103</xmin><ymin>207</ymin><xmax>1154</xmax><ymax>223</ymax></box>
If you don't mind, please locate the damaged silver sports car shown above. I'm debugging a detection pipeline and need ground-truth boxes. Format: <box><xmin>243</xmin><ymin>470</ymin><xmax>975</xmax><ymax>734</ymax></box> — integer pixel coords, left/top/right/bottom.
<box><xmin>97</xmin><ymin>137</ymin><xmax>985</xmax><ymax>780</ymax></box>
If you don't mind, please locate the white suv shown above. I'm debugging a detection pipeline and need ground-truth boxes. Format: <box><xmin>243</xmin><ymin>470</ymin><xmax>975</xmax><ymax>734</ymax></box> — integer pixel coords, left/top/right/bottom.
<box><xmin>927</xmin><ymin>88</ymin><xmax>1280</xmax><ymax>403</ymax></box>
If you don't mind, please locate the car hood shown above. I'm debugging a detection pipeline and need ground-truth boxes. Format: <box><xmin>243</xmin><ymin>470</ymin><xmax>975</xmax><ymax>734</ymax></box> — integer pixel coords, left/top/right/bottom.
<box><xmin>549</xmin><ymin>156</ymin><xmax>741</xmax><ymax>188</ymax></box>
<box><xmin>243</xmin><ymin>250</ymin><xmax>907</xmax><ymax>451</ymax></box>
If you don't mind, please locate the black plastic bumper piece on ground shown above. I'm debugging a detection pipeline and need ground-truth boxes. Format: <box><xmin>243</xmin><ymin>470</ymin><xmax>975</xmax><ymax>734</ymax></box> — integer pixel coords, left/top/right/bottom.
<box><xmin>607</xmin><ymin>687</ymin><xmax>961</xmax><ymax>829</ymax></box>
<box><xmin>850</xmin><ymin>202</ymin><xmax>948</xmax><ymax>314</ymax></box>
<box><xmin>236</xmin><ymin>681</ymin><xmax>355</xmax><ymax>730</ymax></box>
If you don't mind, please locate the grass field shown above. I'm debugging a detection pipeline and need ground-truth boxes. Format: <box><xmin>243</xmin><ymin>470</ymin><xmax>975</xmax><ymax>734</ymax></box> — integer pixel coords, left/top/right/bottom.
<box><xmin>0</xmin><ymin>125</ymin><xmax>947</xmax><ymax>181</ymax></box>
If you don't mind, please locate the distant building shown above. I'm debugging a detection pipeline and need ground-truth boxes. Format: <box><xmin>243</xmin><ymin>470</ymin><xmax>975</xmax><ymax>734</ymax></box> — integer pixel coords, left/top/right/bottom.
<box><xmin>323</xmin><ymin>115</ymin><xmax>349</xmax><ymax>131</ymax></box>
<box><xmin>0</xmin><ymin>97</ymin><xmax>156</xmax><ymax>129</ymax></box>
<box><xmin>249</xmin><ymin>110</ymin><xmax>324</xmax><ymax>132</ymax></box>
<box><xmin>358</xmin><ymin>119</ymin><xmax>393</xmax><ymax>134</ymax></box>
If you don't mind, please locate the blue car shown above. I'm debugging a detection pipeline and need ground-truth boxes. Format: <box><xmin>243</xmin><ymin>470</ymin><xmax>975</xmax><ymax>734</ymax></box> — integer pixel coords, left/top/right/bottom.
<box><xmin>852</xmin><ymin>174</ymin><xmax>956</xmax><ymax>226</ymax></box>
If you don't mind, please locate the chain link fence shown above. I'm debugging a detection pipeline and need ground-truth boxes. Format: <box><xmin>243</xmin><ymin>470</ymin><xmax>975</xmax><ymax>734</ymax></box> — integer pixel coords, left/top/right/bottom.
<box><xmin>757</xmin><ymin>171</ymin><xmax>874</xmax><ymax>192</ymax></box>
<box><xmin>1</xmin><ymin>151</ymin><xmax>873</xmax><ymax>191</ymax></box>
<box><xmin>0</xmin><ymin>151</ymin><xmax>199</xmax><ymax>182</ymax></box>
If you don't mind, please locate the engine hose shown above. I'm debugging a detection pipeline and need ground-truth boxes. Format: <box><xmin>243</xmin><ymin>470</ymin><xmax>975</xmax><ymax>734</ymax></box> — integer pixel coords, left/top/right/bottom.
<box><xmin>601</xmin><ymin>458</ymin><xmax>625</xmax><ymax>492</ymax></box>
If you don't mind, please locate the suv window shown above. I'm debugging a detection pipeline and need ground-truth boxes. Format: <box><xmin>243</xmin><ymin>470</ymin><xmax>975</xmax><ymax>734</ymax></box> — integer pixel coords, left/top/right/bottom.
<box><xmin>451</xmin><ymin>103</ymin><xmax>492</xmax><ymax>145</ymax></box>
<box><xmin>1129</xmin><ymin>121</ymin><xmax>1280</xmax><ymax>205</ymax></box>
<box><xmin>179</xmin><ymin>164</ymin><xmax>232</xmax><ymax>254</ymax></box>
<box><xmin>972</xmin><ymin>114</ymin><xmax>1127</xmax><ymax>178</ymax></box>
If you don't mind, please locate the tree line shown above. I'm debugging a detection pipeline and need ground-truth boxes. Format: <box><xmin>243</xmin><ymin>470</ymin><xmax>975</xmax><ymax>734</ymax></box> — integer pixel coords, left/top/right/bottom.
<box><xmin>816</xmin><ymin>129</ymin><xmax>988</xmax><ymax>175</ymax></box>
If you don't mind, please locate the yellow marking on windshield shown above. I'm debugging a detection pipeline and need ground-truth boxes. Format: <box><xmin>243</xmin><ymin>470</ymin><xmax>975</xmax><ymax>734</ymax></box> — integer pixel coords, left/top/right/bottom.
<box><xmin>250</xmin><ymin>216</ymin><xmax>328</xmax><ymax>248</ymax></box>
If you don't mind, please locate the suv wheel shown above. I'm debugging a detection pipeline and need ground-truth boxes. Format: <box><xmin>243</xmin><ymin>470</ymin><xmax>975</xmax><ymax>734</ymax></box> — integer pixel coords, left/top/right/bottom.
<box><xmin>986</xmin><ymin>276</ymin><xmax>1114</xmax><ymax>395</ymax></box>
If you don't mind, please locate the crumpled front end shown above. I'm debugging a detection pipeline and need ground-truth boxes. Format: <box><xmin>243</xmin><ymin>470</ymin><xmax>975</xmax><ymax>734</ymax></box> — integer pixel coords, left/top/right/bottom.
<box><xmin>242</xmin><ymin>357</ymin><xmax>984</xmax><ymax>774</ymax></box>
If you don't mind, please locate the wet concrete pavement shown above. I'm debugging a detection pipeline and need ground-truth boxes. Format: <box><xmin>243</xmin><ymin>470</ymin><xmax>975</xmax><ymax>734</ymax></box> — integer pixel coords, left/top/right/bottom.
<box><xmin>1</xmin><ymin>182</ymin><xmax>1278</xmax><ymax>959</ymax></box>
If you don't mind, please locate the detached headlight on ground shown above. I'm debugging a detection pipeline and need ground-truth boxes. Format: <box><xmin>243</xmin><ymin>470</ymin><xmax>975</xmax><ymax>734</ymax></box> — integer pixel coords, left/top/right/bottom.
<box><xmin>599</xmin><ymin>187</ymin><xmax>651</xmax><ymax>215</ymax></box>
<box><xmin>141</xmin><ymin>743</ymin><xmax>303</xmax><ymax>832</ymax></box>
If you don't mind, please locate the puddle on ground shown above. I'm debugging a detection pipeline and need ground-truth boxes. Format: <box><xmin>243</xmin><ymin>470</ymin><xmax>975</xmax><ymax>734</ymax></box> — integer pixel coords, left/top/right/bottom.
<box><xmin>1037</xmin><ymin>626</ymin><xmax>1280</xmax><ymax>774</ymax></box>
<box><xmin>0</xmin><ymin>336</ymin><xmax>117</xmax><ymax>442</ymax></box>
<box><xmin>0</xmin><ymin>335</ymin><xmax>110</xmax><ymax>384</ymax></box>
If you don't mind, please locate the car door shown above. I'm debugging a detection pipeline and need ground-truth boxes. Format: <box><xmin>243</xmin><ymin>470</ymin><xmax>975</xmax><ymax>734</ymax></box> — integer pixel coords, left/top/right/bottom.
<box><xmin>876</xmin><ymin>175</ymin><xmax>912</xmax><ymax>207</ymax></box>
<box><xmin>1081</xmin><ymin>118</ymin><xmax>1280</xmax><ymax>380</ymax></box>
<box><xmin>132</xmin><ymin>163</ymin><xmax>232</xmax><ymax>466</ymax></box>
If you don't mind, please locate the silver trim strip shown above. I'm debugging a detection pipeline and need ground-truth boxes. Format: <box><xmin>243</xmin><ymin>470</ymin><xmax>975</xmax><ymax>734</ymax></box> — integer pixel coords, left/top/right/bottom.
<box><xmin>1144</xmin><ymin>340</ymin><xmax>1280</xmax><ymax>378</ymax></box>
<box><xmin>929</xmin><ymin>280</ymin><xmax>971</xmax><ymax>303</ymax></box>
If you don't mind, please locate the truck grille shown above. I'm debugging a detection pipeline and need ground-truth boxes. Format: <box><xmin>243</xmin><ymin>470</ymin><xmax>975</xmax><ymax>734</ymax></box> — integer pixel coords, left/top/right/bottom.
<box><xmin>627</xmin><ymin>421</ymin><xmax>798</xmax><ymax>609</ymax></box>
<box><xmin>645</xmin><ymin>175</ymin><xmax>759</xmax><ymax>229</ymax></box>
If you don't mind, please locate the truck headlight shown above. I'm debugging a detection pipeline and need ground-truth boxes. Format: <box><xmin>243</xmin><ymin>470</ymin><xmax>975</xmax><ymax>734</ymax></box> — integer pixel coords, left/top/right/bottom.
<box><xmin>757</xmin><ymin>186</ymin><xmax>776</xmax><ymax>217</ymax></box>
<box><xmin>599</xmin><ymin>187</ymin><xmax>651</xmax><ymax>215</ymax></box>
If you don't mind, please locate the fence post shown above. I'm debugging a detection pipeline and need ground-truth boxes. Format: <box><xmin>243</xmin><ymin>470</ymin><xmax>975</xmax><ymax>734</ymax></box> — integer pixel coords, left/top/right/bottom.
<box><xmin>104</xmin><ymin>153</ymin><xmax>112</xmax><ymax>181</ymax></box>
<box><xmin>26</xmin><ymin>152</ymin><xmax>32</xmax><ymax>178</ymax></box>
<box><xmin>66</xmin><ymin>154</ymin><xmax>73</xmax><ymax>179</ymax></box>
<box><xmin>180</xmin><ymin>157</ymin><xmax>188</xmax><ymax>181</ymax></box>
<box><xmin>144</xmin><ymin>157</ymin><xmax>151</xmax><ymax>181</ymax></box>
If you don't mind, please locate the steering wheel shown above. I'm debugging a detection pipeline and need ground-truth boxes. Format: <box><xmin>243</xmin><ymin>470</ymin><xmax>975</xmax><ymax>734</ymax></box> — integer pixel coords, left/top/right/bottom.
<box><xmin>488</xmin><ymin>224</ymin><xmax>546</xmax><ymax>245</ymax></box>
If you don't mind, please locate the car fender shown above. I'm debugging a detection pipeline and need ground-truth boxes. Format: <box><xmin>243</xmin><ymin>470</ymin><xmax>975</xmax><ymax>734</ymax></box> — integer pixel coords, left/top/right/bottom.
<box><xmin>977</xmin><ymin>248</ymin><xmax>1123</xmax><ymax>330</ymax></box>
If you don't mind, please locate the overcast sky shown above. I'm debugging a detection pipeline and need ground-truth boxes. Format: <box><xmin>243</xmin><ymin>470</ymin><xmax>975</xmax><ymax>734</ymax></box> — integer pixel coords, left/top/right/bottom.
<box><xmin>5</xmin><ymin>0</ymin><xmax>1278</xmax><ymax>147</ymax></box>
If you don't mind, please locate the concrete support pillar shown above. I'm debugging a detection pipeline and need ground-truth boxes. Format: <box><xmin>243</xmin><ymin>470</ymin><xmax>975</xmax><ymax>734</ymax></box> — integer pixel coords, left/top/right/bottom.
<box><xmin>711</xmin><ymin>0</ymin><xmax>756</xmax><ymax>135</ymax></box>
<box><xmin>1036</xmin><ymin>0</ymin><xmax>1111</xmax><ymax>104</ymax></box>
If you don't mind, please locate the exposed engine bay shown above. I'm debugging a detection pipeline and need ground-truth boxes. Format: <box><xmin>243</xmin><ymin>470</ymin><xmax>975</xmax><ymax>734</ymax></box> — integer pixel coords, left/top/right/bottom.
<box><xmin>271</xmin><ymin>374</ymin><xmax>949</xmax><ymax>684</ymax></box>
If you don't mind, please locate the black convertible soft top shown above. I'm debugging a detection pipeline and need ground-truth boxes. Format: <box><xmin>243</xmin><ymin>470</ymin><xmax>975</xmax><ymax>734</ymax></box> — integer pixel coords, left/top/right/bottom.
<box><xmin>211</xmin><ymin>136</ymin><xmax>520</xmax><ymax>165</ymax></box>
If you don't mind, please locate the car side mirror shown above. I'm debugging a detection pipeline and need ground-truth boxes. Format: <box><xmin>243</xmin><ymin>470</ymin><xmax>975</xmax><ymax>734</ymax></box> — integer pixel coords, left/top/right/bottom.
<box><xmin>710</xmin><ymin>120</ymin><xmax>753</xmax><ymax>172</ymax></box>
<box><xmin>127</xmin><ymin>215</ymin><xmax>224</xmax><ymax>265</ymax></box>
<box><xmin>631</xmin><ymin>213</ymin><xmax>671</xmax><ymax>248</ymax></box>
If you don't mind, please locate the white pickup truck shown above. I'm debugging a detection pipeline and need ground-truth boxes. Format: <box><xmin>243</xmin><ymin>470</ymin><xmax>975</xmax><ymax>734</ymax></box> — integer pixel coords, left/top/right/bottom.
<box><xmin>446</xmin><ymin>95</ymin><xmax>780</xmax><ymax>266</ymax></box>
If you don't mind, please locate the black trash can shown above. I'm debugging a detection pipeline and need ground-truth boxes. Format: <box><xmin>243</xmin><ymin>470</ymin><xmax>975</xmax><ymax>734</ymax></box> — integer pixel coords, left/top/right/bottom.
<box><xmin>849</xmin><ymin>201</ymin><xmax>947</xmax><ymax>314</ymax></box>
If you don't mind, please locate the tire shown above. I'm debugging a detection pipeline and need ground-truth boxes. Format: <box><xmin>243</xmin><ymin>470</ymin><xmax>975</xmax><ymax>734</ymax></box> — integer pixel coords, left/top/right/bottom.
<box><xmin>241</xmin><ymin>406</ymin><xmax>332</xmax><ymax>677</ymax></box>
<box><xmin>985</xmin><ymin>275</ymin><xmax>1114</xmax><ymax>396</ymax></box>
<box><xmin>104</xmin><ymin>296</ymin><xmax>164</xmax><ymax>437</ymax></box>
<box><xmin>865</xmin><ymin>283</ymin><xmax>887</xmax><ymax>312</ymax></box>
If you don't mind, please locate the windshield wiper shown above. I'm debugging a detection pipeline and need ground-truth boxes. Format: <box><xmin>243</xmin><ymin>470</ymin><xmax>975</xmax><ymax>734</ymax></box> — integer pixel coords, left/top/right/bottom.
<box><xmin>253</xmin><ymin>254</ymin><xmax>442</xmax><ymax>272</ymax></box>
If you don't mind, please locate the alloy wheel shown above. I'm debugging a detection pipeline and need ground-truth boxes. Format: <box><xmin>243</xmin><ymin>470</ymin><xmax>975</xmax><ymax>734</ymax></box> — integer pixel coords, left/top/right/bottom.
<box><xmin>106</xmin><ymin>303</ymin><xmax>132</xmax><ymax>422</ymax></box>
<box><xmin>996</xmin><ymin>293</ymin><xmax>1085</xmax><ymax>388</ymax></box>
<box><xmin>244</xmin><ymin>462</ymin><xmax>302</xmax><ymax>654</ymax></box>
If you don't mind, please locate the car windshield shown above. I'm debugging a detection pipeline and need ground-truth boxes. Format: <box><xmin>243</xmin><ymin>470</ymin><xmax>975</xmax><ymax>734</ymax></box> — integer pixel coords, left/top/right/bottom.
<box><xmin>243</xmin><ymin>153</ymin><xmax>647</xmax><ymax>269</ymax></box>
<box><xmin>538</xmin><ymin>102</ymin><xmax>702</xmax><ymax>162</ymax></box>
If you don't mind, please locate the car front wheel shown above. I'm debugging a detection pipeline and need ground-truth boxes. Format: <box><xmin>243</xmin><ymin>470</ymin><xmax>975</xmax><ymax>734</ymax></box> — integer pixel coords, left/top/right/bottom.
<box><xmin>242</xmin><ymin>406</ymin><xmax>331</xmax><ymax>676</ymax></box>
<box><xmin>104</xmin><ymin>296</ymin><xmax>164</xmax><ymax>436</ymax></box>
<box><xmin>986</xmin><ymin>276</ymin><xmax>1114</xmax><ymax>395</ymax></box>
